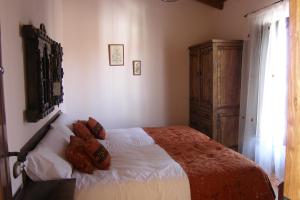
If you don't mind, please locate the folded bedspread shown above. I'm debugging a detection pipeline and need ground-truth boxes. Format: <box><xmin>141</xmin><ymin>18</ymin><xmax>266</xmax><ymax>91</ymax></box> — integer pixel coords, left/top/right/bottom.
<box><xmin>144</xmin><ymin>126</ymin><xmax>275</xmax><ymax>200</ymax></box>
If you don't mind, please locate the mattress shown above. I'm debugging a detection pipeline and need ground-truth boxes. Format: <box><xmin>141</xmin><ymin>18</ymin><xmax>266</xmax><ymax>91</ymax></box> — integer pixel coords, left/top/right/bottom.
<box><xmin>72</xmin><ymin>128</ymin><xmax>191</xmax><ymax>200</ymax></box>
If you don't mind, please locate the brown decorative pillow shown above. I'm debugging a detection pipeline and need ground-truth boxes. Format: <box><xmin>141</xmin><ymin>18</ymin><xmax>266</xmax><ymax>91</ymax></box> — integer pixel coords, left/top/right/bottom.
<box><xmin>78</xmin><ymin>120</ymin><xmax>88</xmax><ymax>126</ymax></box>
<box><xmin>73</xmin><ymin>122</ymin><xmax>94</xmax><ymax>140</ymax></box>
<box><xmin>87</xmin><ymin>117</ymin><xmax>106</xmax><ymax>140</ymax></box>
<box><xmin>65</xmin><ymin>136</ymin><xmax>95</xmax><ymax>174</ymax></box>
<box><xmin>84</xmin><ymin>138</ymin><xmax>111</xmax><ymax>170</ymax></box>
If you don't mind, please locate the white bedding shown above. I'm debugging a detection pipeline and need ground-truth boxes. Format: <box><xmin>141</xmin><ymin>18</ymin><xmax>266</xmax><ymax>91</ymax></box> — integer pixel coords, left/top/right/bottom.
<box><xmin>104</xmin><ymin>128</ymin><xmax>155</xmax><ymax>151</ymax></box>
<box><xmin>73</xmin><ymin>128</ymin><xmax>191</xmax><ymax>200</ymax></box>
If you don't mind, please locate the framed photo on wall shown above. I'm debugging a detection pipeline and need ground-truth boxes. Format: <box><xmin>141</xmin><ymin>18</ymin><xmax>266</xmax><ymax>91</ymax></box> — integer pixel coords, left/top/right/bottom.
<box><xmin>133</xmin><ymin>60</ymin><xmax>141</xmax><ymax>76</ymax></box>
<box><xmin>108</xmin><ymin>44</ymin><xmax>124</xmax><ymax>66</ymax></box>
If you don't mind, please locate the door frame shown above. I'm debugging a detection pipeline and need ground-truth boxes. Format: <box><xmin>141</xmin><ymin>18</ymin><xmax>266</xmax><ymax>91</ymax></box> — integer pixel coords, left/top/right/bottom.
<box><xmin>0</xmin><ymin>25</ymin><xmax>12</xmax><ymax>200</ymax></box>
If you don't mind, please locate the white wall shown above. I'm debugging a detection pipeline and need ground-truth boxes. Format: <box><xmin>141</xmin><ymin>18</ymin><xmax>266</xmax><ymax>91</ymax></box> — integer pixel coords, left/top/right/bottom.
<box><xmin>210</xmin><ymin>0</ymin><xmax>278</xmax><ymax>39</ymax></box>
<box><xmin>62</xmin><ymin>0</ymin><xmax>215</xmax><ymax>129</ymax></box>
<box><xmin>62</xmin><ymin>0</ymin><xmax>279</xmax><ymax>129</ymax></box>
<box><xmin>0</xmin><ymin>0</ymin><xmax>63</xmax><ymax>194</ymax></box>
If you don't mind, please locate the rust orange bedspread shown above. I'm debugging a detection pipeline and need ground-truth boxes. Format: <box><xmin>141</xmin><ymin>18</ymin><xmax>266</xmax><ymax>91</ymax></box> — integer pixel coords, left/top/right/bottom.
<box><xmin>144</xmin><ymin>126</ymin><xmax>275</xmax><ymax>200</ymax></box>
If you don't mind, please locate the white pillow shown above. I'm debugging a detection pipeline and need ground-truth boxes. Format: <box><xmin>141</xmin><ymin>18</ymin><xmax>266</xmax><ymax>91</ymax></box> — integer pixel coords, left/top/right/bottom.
<box><xmin>25</xmin><ymin>128</ymin><xmax>73</xmax><ymax>181</ymax></box>
<box><xmin>51</xmin><ymin>112</ymin><xmax>75</xmax><ymax>136</ymax></box>
<box><xmin>26</xmin><ymin>148</ymin><xmax>72</xmax><ymax>181</ymax></box>
<box><xmin>37</xmin><ymin>128</ymin><xmax>70</xmax><ymax>158</ymax></box>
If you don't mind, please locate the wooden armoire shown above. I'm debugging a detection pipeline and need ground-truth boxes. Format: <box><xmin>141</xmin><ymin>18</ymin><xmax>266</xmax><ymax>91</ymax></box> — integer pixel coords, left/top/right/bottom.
<box><xmin>189</xmin><ymin>39</ymin><xmax>243</xmax><ymax>151</ymax></box>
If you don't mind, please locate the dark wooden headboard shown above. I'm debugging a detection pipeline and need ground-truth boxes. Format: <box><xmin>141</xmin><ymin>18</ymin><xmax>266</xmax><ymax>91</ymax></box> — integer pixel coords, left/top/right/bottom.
<box><xmin>17</xmin><ymin>110</ymin><xmax>61</xmax><ymax>163</ymax></box>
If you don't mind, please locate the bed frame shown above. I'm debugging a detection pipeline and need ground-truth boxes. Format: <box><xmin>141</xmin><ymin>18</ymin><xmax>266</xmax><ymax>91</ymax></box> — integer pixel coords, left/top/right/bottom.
<box><xmin>13</xmin><ymin>110</ymin><xmax>62</xmax><ymax>198</ymax></box>
<box><xmin>17</xmin><ymin>110</ymin><xmax>62</xmax><ymax>163</ymax></box>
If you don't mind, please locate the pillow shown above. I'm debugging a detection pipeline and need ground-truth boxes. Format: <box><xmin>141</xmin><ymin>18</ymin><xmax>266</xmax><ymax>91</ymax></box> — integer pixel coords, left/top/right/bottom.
<box><xmin>65</xmin><ymin>136</ymin><xmax>95</xmax><ymax>174</ymax></box>
<box><xmin>73</xmin><ymin>122</ymin><xmax>94</xmax><ymax>140</ymax></box>
<box><xmin>25</xmin><ymin>128</ymin><xmax>73</xmax><ymax>181</ymax></box>
<box><xmin>87</xmin><ymin>117</ymin><xmax>106</xmax><ymax>140</ymax></box>
<box><xmin>78</xmin><ymin>120</ymin><xmax>88</xmax><ymax>126</ymax></box>
<box><xmin>26</xmin><ymin>148</ymin><xmax>72</xmax><ymax>181</ymax></box>
<box><xmin>36</xmin><ymin>128</ymin><xmax>70</xmax><ymax>158</ymax></box>
<box><xmin>51</xmin><ymin>112</ymin><xmax>75</xmax><ymax>136</ymax></box>
<box><xmin>84</xmin><ymin>138</ymin><xmax>111</xmax><ymax>170</ymax></box>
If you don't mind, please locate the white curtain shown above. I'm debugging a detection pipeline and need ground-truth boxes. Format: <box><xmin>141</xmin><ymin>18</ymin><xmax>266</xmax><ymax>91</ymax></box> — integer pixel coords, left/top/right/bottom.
<box><xmin>239</xmin><ymin>0</ymin><xmax>289</xmax><ymax>180</ymax></box>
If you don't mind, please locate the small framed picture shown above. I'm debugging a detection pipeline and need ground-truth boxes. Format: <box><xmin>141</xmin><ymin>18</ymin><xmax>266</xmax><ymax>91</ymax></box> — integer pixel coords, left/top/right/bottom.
<box><xmin>108</xmin><ymin>44</ymin><xmax>124</xmax><ymax>66</ymax></box>
<box><xmin>133</xmin><ymin>60</ymin><xmax>141</xmax><ymax>75</ymax></box>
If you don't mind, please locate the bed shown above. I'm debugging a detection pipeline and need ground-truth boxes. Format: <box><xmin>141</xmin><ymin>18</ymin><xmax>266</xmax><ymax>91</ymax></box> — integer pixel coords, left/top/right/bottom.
<box><xmin>17</xmin><ymin>111</ymin><xmax>275</xmax><ymax>200</ymax></box>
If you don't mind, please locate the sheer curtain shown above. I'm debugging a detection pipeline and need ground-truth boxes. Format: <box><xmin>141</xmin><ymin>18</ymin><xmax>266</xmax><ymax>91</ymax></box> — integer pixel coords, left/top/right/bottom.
<box><xmin>239</xmin><ymin>0</ymin><xmax>289</xmax><ymax>179</ymax></box>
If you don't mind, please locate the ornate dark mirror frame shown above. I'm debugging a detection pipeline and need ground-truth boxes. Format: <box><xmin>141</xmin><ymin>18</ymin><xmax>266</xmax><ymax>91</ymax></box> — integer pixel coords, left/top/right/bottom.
<box><xmin>22</xmin><ymin>24</ymin><xmax>64</xmax><ymax>122</ymax></box>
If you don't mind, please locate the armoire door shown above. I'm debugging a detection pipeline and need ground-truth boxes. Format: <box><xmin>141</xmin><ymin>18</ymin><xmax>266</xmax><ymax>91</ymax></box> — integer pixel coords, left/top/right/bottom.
<box><xmin>215</xmin><ymin>44</ymin><xmax>243</xmax><ymax>149</ymax></box>
<box><xmin>197</xmin><ymin>46</ymin><xmax>213</xmax><ymax>137</ymax></box>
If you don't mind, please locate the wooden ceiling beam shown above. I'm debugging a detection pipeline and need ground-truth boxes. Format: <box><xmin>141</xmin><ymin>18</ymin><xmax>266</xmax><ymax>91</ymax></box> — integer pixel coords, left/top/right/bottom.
<box><xmin>196</xmin><ymin>0</ymin><xmax>226</xmax><ymax>10</ymax></box>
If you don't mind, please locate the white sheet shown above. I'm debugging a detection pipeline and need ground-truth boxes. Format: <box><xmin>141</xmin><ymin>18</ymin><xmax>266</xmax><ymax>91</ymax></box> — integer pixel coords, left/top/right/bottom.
<box><xmin>106</xmin><ymin>127</ymin><xmax>155</xmax><ymax>146</ymax></box>
<box><xmin>73</xmin><ymin>128</ymin><xmax>191</xmax><ymax>200</ymax></box>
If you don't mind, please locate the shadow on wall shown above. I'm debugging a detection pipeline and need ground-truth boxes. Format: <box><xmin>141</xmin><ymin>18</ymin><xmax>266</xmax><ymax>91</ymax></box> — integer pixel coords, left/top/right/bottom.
<box><xmin>163</xmin><ymin>42</ymin><xmax>189</xmax><ymax>125</ymax></box>
<box><xmin>62</xmin><ymin>0</ymin><xmax>213</xmax><ymax>128</ymax></box>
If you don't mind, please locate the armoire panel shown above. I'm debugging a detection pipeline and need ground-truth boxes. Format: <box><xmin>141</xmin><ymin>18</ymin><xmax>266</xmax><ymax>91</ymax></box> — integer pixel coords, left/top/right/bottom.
<box><xmin>190</xmin><ymin>48</ymin><xmax>200</xmax><ymax>103</ymax></box>
<box><xmin>217</xmin><ymin>46</ymin><xmax>242</xmax><ymax>108</ymax></box>
<box><xmin>217</xmin><ymin>113</ymin><xmax>239</xmax><ymax>151</ymax></box>
<box><xmin>199</xmin><ymin>47</ymin><xmax>213</xmax><ymax>108</ymax></box>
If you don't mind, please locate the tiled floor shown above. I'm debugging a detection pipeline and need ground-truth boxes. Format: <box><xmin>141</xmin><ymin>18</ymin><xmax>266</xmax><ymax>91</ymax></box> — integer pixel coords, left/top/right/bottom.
<box><xmin>269</xmin><ymin>175</ymin><xmax>283</xmax><ymax>200</ymax></box>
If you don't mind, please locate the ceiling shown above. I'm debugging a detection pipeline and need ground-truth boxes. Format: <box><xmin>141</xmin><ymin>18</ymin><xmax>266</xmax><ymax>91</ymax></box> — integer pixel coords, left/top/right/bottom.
<box><xmin>196</xmin><ymin>0</ymin><xmax>227</xmax><ymax>9</ymax></box>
